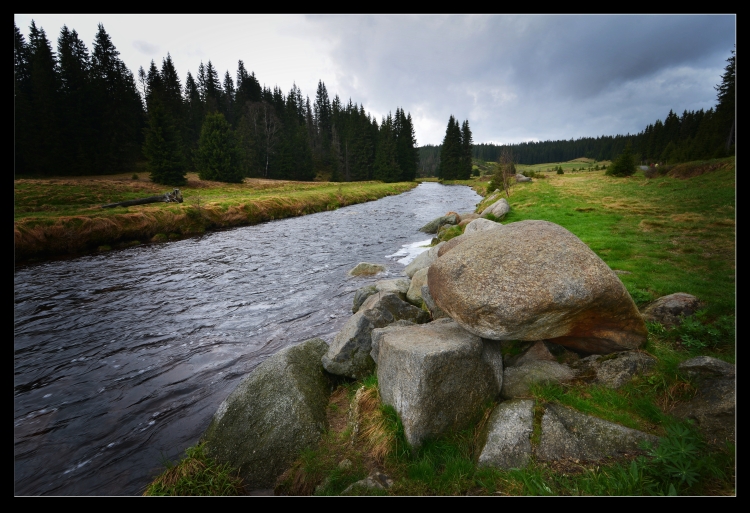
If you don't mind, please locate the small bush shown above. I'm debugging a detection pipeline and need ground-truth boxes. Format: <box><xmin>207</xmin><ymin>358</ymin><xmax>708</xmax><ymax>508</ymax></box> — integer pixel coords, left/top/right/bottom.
<box><xmin>556</xmin><ymin>167</ymin><xmax>564</xmax><ymax>175</ymax></box>
<box><xmin>606</xmin><ymin>142</ymin><xmax>636</xmax><ymax>177</ymax></box>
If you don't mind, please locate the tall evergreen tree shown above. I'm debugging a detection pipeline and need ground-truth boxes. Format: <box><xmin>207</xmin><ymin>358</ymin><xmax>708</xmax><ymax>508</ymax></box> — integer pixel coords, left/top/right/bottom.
<box><xmin>460</xmin><ymin>120</ymin><xmax>473</xmax><ymax>180</ymax></box>
<box><xmin>715</xmin><ymin>48</ymin><xmax>735</xmax><ymax>152</ymax></box>
<box><xmin>438</xmin><ymin>115</ymin><xmax>463</xmax><ymax>180</ymax></box>
<box><xmin>373</xmin><ymin>113</ymin><xmax>401</xmax><ymax>183</ymax></box>
<box><xmin>196</xmin><ymin>112</ymin><xmax>242</xmax><ymax>182</ymax></box>
<box><xmin>14</xmin><ymin>22</ymin><xmax>32</xmax><ymax>175</ymax></box>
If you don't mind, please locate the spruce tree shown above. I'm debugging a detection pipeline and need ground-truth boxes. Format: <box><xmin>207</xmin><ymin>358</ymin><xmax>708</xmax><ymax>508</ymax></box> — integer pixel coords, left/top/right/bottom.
<box><xmin>606</xmin><ymin>142</ymin><xmax>636</xmax><ymax>177</ymax></box>
<box><xmin>438</xmin><ymin>115</ymin><xmax>463</xmax><ymax>180</ymax></box>
<box><xmin>144</xmin><ymin>100</ymin><xmax>187</xmax><ymax>185</ymax></box>
<box><xmin>196</xmin><ymin>112</ymin><xmax>242</xmax><ymax>183</ymax></box>
<box><xmin>461</xmin><ymin>119</ymin><xmax>473</xmax><ymax>180</ymax></box>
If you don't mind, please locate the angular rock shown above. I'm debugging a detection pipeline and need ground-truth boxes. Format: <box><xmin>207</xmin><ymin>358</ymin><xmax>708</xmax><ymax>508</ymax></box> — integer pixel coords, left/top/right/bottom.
<box><xmin>352</xmin><ymin>278</ymin><xmax>410</xmax><ymax>313</ymax></box>
<box><xmin>477</xmin><ymin>399</ymin><xmax>535</xmax><ymax>470</ymax></box>
<box><xmin>641</xmin><ymin>293</ymin><xmax>704</xmax><ymax>327</ymax></box>
<box><xmin>348</xmin><ymin>262</ymin><xmax>386</xmax><ymax>277</ymax></box>
<box><xmin>419</xmin><ymin>214</ymin><xmax>459</xmax><ymax>234</ymax></box>
<box><xmin>480</xmin><ymin>197</ymin><xmax>510</xmax><ymax>218</ymax></box>
<box><xmin>406</xmin><ymin>268</ymin><xmax>429</xmax><ymax>307</ymax></box>
<box><xmin>573</xmin><ymin>351</ymin><xmax>657</xmax><ymax>389</ymax></box>
<box><xmin>202</xmin><ymin>338</ymin><xmax>331</xmax><ymax>489</ymax></box>
<box><xmin>428</xmin><ymin>220</ymin><xmax>647</xmax><ymax>354</ymax></box>
<box><xmin>323</xmin><ymin>293</ymin><xmax>429</xmax><ymax>379</ymax></box>
<box><xmin>376</xmin><ymin>319</ymin><xmax>501</xmax><ymax>448</ymax></box>
<box><xmin>501</xmin><ymin>360</ymin><xmax>576</xmax><ymax>399</ymax></box>
<box><xmin>672</xmin><ymin>357</ymin><xmax>735</xmax><ymax>445</ymax></box>
<box><xmin>404</xmin><ymin>242</ymin><xmax>444</xmax><ymax>279</ymax></box>
<box><xmin>371</xmin><ymin>320</ymin><xmax>418</xmax><ymax>365</ymax></box>
<box><xmin>504</xmin><ymin>340</ymin><xmax>556</xmax><ymax>368</ymax></box>
<box><xmin>421</xmin><ymin>285</ymin><xmax>449</xmax><ymax>320</ymax></box>
<box><xmin>537</xmin><ymin>403</ymin><xmax>658</xmax><ymax>462</ymax></box>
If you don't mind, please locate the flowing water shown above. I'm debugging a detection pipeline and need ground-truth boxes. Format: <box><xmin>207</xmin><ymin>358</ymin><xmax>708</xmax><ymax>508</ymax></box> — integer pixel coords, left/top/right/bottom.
<box><xmin>14</xmin><ymin>182</ymin><xmax>482</xmax><ymax>496</ymax></box>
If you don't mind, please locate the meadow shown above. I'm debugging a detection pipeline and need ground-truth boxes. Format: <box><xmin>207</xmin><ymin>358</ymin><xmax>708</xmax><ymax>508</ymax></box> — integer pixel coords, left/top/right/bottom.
<box><xmin>145</xmin><ymin>157</ymin><xmax>736</xmax><ymax>496</ymax></box>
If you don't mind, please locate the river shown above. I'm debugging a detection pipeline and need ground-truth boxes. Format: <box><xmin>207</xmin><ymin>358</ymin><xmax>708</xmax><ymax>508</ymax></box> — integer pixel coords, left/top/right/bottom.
<box><xmin>14</xmin><ymin>182</ymin><xmax>482</xmax><ymax>496</ymax></box>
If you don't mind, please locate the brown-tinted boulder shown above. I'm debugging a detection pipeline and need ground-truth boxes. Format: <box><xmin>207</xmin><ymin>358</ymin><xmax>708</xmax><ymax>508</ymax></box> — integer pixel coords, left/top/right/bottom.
<box><xmin>427</xmin><ymin>220</ymin><xmax>647</xmax><ymax>354</ymax></box>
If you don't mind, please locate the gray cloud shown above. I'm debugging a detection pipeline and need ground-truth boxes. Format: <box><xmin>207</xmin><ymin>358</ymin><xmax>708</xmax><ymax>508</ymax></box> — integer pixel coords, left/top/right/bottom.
<box><xmin>133</xmin><ymin>40</ymin><xmax>159</xmax><ymax>55</ymax></box>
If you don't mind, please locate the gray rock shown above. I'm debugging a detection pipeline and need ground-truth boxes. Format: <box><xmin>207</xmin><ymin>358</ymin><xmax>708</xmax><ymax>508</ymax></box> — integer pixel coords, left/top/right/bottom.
<box><xmin>371</xmin><ymin>320</ymin><xmax>418</xmax><ymax>365</ymax></box>
<box><xmin>428</xmin><ymin>220</ymin><xmax>647</xmax><ymax>354</ymax></box>
<box><xmin>406</xmin><ymin>267</ymin><xmax>429</xmax><ymax>307</ymax></box>
<box><xmin>419</xmin><ymin>214</ymin><xmax>459</xmax><ymax>234</ymax></box>
<box><xmin>641</xmin><ymin>292</ymin><xmax>704</xmax><ymax>327</ymax></box>
<box><xmin>501</xmin><ymin>360</ymin><xmax>576</xmax><ymax>399</ymax></box>
<box><xmin>348</xmin><ymin>262</ymin><xmax>386</xmax><ymax>277</ymax></box>
<box><xmin>477</xmin><ymin>399</ymin><xmax>535</xmax><ymax>470</ymax></box>
<box><xmin>421</xmin><ymin>285</ymin><xmax>449</xmax><ymax>320</ymax></box>
<box><xmin>464</xmin><ymin>217</ymin><xmax>504</xmax><ymax>235</ymax></box>
<box><xmin>202</xmin><ymin>338</ymin><xmax>331</xmax><ymax>489</ymax></box>
<box><xmin>376</xmin><ymin>319</ymin><xmax>501</xmax><ymax>448</ymax></box>
<box><xmin>340</xmin><ymin>472</ymin><xmax>394</xmax><ymax>495</ymax></box>
<box><xmin>673</xmin><ymin>357</ymin><xmax>735</xmax><ymax>445</ymax></box>
<box><xmin>323</xmin><ymin>293</ymin><xmax>429</xmax><ymax>379</ymax></box>
<box><xmin>574</xmin><ymin>351</ymin><xmax>657</xmax><ymax>389</ymax></box>
<box><xmin>352</xmin><ymin>278</ymin><xmax>411</xmax><ymax>313</ymax></box>
<box><xmin>515</xmin><ymin>174</ymin><xmax>532</xmax><ymax>182</ymax></box>
<box><xmin>480</xmin><ymin>197</ymin><xmax>510</xmax><ymax>218</ymax></box>
<box><xmin>504</xmin><ymin>341</ymin><xmax>556</xmax><ymax>368</ymax></box>
<box><xmin>404</xmin><ymin>242</ymin><xmax>444</xmax><ymax>279</ymax></box>
<box><xmin>537</xmin><ymin>403</ymin><xmax>658</xmax><ymax>462</ymax></box>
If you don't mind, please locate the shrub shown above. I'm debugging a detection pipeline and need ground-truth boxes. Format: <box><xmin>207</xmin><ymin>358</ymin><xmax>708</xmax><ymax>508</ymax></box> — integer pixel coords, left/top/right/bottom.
<box><xmin>556</xmin><ymin>166</ymin><xmax>564</xmax><ymax>175</ymax></box>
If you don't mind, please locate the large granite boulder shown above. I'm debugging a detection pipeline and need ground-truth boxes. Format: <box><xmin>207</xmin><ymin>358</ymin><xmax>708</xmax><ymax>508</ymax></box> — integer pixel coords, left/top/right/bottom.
<box><xmin>480</xmin><ymin>197</ymin><xmax>510</xmax><ymax>218</ymax></box>
<box><xmin>420</xmin><ymin>285</ymin><xmax>449</xmax><ymax>320</ymax></box>
<box><xmin>202</xmin><ymin>338</ymin><xmax>332</xmax><ymax>489</ymax></box>
<box><xmin>477</xmin><ymin>399</ymin><xmax>535</xmax><ymax>470</ymax></box>
<box><xmin>672</xmin><ymin>356</ymin><xmax>735</xmax><ymax>445</ymax></box>
<box><xmin>515</xmin><ymin>173</ymin><xmax>532</xmax><ymax>183</ymax></box>
<box><xmin>375</xmin><ymin>319</ymin><xmax>503</xmax><ymax>448</ymax></box>
<box><xmin>428</xmin><ymin>220</ymin><xmax>648</xmax><ymax>354</ymax></box>
<box><xmin>323</xmin><ymin>293</ymin><xmax>430</xmax><ymax>379</ymax></box>
<box><xmin>641</xmin><ymin>293</ymin><xmax>704</xmax><ymax>327</ymax></box>
<box><xmin>352</xmin><ymin>278</ymin><xmax>410</xmax><ymax>313</ymax></box>
<box><xmin>536</xmin><ymin>403</ymin><xmax>658</xmax><ymax>462</ymax></box>
<box><xmin>404</xmin><ymin>242</ymin><xmax>444</xmax><ymax>279</ymax></box>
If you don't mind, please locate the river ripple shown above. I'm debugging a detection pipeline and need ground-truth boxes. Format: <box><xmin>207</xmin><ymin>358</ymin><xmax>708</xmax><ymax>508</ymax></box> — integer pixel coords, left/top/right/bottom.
<box><xmin>14</xmin><ymin>182</ymin><xmax>482</xmax><ymax>495</ymax></box>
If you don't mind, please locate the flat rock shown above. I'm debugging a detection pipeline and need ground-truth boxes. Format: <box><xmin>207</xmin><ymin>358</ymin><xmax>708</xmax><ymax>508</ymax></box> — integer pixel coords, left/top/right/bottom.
<box><xmin>428</xmin><ymin>220</ymin><xmax>647</xmax><ymax>354</ymax></box>
<box><xmin>537</xmin><ymin>403</ymin><xmax>658</xmax><ymax>462</ymax></box>
<box><xmin>477</xmin><ymin>399</ymin><xmax>535</xmax><ymax>470</ymax></box>
<box><xmin>376</xmin><ymin>319</ymin><xmax>502</xmax><ymax>448</ymax></box>
<box><xmin>202</xmin><ymin>338</ymin><xmax>331</xmax><ymax>489</ymax></box>
<box><xmin>641</xmin><ymin>292</ymin><xmax>704</xmax><ymax>327</ymax></box>
<box><xmin>574</xmin><ymin>351</ymin><xmax>657</xmax><ymax>389</ymax></box>
<box><xmin>501</xmin><ymin>360</ymin><xmax>576</xmax><ymax>399</ymax></box>
<box><xmin>348</xmin><ymin>262</ymin><xmax>386</xmax><ymax>277</ymax></box>
<box><xmin>352</xmin><ymin>278</ymin><xmax>410</xmax><ymax>313</ymax></box>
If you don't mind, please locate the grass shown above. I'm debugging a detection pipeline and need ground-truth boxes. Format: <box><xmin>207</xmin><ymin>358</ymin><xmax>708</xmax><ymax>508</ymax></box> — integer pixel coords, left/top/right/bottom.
<box><xmin>14</xmin><ymin>172</ymin><xmax>417</xmax><ymax>264</ymax></box>
<box><xmin>143</xmin><ymin>442</ymin><xmax>246</xmax><ymax>496</ymax></box>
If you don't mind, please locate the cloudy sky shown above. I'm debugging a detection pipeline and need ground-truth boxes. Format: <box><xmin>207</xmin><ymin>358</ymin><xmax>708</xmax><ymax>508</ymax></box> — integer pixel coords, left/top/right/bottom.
<box><xmin>15</xmin><ymin>14</ymin><xmax>736</xmax><ymax>146</ymax></box>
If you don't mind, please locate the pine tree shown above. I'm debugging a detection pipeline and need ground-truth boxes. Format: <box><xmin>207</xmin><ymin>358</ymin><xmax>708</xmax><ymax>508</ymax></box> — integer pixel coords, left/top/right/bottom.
<box><xmin>144</xmin><ymin>100</ymin><xmax>187</xmax><ymax>185</ymax></box>
<box><xmin>373</xmin><ymin>113</ymin><xmax>401</xmax><ymax>182</ymax></box>
<box><xmin>606</xmin><ymin>141</ymin><xmax>636</xmax><ymax>177</ymax></box>
<box><xmin>14</xmin><ymin>22</ymin><xmax>32</xmax><ymax>175</ymax></box>
<box><xmin>460</xmin><ymin>119</ymin><xmax>473</xmax><ymax>180</ymax></box>
<box><xmin>438</xmin><ymin>115</ymin><xmax>463</xmax><ymax>180</ymax></box>
<box><xmin>715</xmin><ymin>48</ymin><xmax>735</xmax><ymax>152</ymax></box>
<box><xmin>196</xmin><ymin>112</ymin><xmax>242</xmax><ymax>183</ymax></box>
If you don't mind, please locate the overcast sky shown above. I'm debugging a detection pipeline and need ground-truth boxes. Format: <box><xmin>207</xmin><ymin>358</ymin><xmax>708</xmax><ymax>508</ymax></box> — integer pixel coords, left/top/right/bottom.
<box><xmin>15</xmin><ymin>14</ymin><xmax>736</xmax><ymax>146</ymax></box>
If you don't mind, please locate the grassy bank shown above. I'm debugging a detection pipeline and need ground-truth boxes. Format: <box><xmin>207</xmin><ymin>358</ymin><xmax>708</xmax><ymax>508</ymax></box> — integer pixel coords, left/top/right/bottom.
<box><xmin>14</xmin><ymin>173</ymin><xmax>418</xmax><ymax>264</ymax></box>
<box><xmin>145</xmin><ymin>157</ymin><xmax>735</xmax><ymax>495</ymax></box>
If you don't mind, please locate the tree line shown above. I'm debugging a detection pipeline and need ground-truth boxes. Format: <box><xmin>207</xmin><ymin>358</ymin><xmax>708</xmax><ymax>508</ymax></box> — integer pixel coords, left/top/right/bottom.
<box><xmin>14</xmin><ymin>20</ymin><xmax>420</xmax><ymax>184</ymax></box>
<box><xmin>419</xmin><ymin>48</ymin><xmax>735</xmax><ymax>174</ymax></box>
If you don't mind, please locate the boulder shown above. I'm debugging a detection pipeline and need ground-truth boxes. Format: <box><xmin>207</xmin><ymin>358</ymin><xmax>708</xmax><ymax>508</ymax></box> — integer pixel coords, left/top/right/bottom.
<box><xmin>536</xmin><ymin>403</ymin><xmax>658</xmax><ymax>462</ymax></box>
<box><xmin>348</xmin><ymin>262</ymin><xmax>386</xmax><ymax>277</ymax></box>
<box><xmin>202</xmin><ymin>338</ymin><xmax>331</xmax><ymax>489</ymax></box>
<box><xmin>352</xmin><ymin>278</ymin><xmax>410</xmax><ymax>313</ymax></box>
<box><xmin>641</xmin><ymin>293</ymin><xmax>704</xmax><ymax>327</ymax></box>
<box><xmin>428</xmin><ymin>220</ymin><xmax>648</xmax><ymax>354</ymax></box>
<box><xmin>573</xmin><ymin>351</ymin><xmax>657</xmax><ymax>389</ymax></box>
<box><xmin>672</xmin><ymin>356</ymin><xmax>735</xmax><ymax>445</ymax></box>
<box><xmin>503</xmin><ymin>341</ymin><xmax>557</xmax><ymax>368</ymax></box>
<box><xmin>477</xmin><ymin>399</ymin><xmax>535</xmax><ymax>470</ymax></box>
<box><xmin>420</xmin><ymin>285</ymin><xmax>449</xmax><ymax>320</ymax></box>
<box><xmin>404</xmin><ymin>242</ymin><xmax>444</xmax><ymax>279</ymax></box>
<box><xmin>480</xmin><ymin>197</ymin><xmax>510</xmax><ymax>219</ymax></box>
<box><xmin>406</xmin><ymin>268</ymin><xmax>429</xmax><ymax>307</ymax></box>
<box><xmin>457</xmin><ymin>213</ymin><xmax>481</xmax><ymax>228</ymax></box>
<box><xmin>323</xmin><ymin>293</ymin><xmax>430</xmax><ymax>379</ymax></box>
<box><xmin>501</xmin><ymin>360</ymin><xmax>576</xmax><ymax>399</ymax></box>
<box><xmin>376</xmin><ymin>319</ymin><xmax>502</xmax><ymax>448</ymax></box>
<box><xmin>515</xmin><ymin>174</ymin><xmax>532</xmax><ymax>183</ymax></box>
<box><xmin>340</xmin><ymin>472</ymin><xmax>394</xmax><ymax>495</ymax></box>
<box><xmin>464</xmin><ymin>217</ymin><xmax>504</xmax><ymax>235</ymax></box>
<box><xmin>370</xmin><ymin>320</ymin><xmax>418</xmax><ymax>364</ymax></box>
<box><xmin>419</xmin><ymin>214</ymin><xmax>459</xmax><ymax>234</ymax></box>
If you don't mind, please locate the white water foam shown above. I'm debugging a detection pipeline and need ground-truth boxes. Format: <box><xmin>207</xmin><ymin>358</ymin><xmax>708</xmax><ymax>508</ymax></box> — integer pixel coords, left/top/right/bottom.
<box><xmin>386</xmin><ymin>238</ymin><xmax>433</xmax><ymax>266</ymax></box>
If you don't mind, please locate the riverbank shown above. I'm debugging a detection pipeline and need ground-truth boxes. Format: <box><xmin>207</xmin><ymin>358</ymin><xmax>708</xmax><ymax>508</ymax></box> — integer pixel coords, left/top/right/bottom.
<box><xmin>14</xmin><ymin>173</ymin><xmax>418</xmax><ymax>265</ymax></box>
